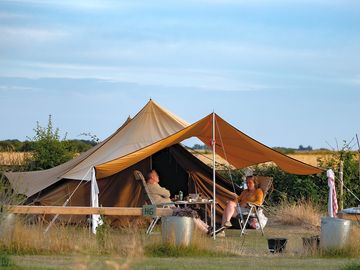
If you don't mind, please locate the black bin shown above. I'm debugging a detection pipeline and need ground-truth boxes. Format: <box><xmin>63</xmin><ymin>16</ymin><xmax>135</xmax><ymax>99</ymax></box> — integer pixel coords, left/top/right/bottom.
<box><xmin>267</xmin><ymin>238</ymin><xmax>287</xmax><ymax>253</ymax></box>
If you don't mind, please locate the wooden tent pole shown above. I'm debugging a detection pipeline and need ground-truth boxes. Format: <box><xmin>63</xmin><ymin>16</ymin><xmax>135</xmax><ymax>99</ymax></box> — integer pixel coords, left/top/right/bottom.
<box><xmin>339</xmin><ymin>160</ymin><xmax>344</xmax><ymax>211</ymax></box>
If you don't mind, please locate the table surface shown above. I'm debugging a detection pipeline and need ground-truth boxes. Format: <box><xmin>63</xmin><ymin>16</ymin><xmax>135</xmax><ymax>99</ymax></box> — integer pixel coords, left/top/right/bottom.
<box><xmin>173</xmin><ymin>199</ymin><xmax>213</xmax><ymax>204</ymax></box>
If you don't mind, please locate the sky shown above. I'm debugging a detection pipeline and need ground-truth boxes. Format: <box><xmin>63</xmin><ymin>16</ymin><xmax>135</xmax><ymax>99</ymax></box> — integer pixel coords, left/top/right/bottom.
<box><xmin>0</xmin><ymin>0</ymin><xmax>359</xmax><ymax>149</ymax></box>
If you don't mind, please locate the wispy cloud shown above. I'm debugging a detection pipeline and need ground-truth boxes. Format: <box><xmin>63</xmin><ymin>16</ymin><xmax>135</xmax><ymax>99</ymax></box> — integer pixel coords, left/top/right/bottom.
<box><xmin>0</xmin><ymin>85</ymin><xmax>40</xmax><ymax>92</ymax></box>
<box><xmin>0</xmin><ymin>26</ymin><xmax>69</xmax><ymax>42</ymax></box>
<box><xmin>192</xmin><ymin>0</ymin><xmax>356</xmax><ymax>8</ymax></box>
<box><xmin>0</xmin><ymin>61</ymin><xmax>268</xmax><ymax>92</ymax></box>
<box><xmin>1</xmin><ymin>0</ymin><xmax>136</xmax><ymax>11</ymax></box>
<box><xmin>0</xmin><ymin>11</ymin><xmax>29</xmax><ymax>19</ymax></box>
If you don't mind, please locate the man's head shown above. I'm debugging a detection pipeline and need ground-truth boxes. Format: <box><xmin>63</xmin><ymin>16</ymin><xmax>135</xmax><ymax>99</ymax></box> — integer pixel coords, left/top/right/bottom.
<box><xmin>147</xmin><ymin>169</ymin><xmax>159</xmax><ymax>184</ymax></box>
<box><xmin>246</xmin><ymin>175</ymin><xmax>255</xmax><ymax>190</ymax></box>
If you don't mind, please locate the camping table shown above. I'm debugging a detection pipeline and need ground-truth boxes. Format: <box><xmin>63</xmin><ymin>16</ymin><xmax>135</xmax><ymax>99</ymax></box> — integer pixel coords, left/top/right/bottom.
<box><xmin>174</xmin><ymin>199</ymin><xmax>214</xmax><ymax>225</ymax></box>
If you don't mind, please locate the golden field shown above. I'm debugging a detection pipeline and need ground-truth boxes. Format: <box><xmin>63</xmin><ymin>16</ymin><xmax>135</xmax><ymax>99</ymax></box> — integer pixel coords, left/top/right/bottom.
<box><xmin>0</xmin><ymin>152</ymin><xmax>31</xmax><ymax>166</ymax></box>
<box><xmin>0</xmin><ymin>150</ymin><xmax>357</xmax><ymax>168</ymax></box>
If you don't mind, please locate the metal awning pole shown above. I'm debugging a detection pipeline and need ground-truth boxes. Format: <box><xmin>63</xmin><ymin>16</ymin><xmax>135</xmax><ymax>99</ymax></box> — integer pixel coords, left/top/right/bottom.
<box><xmin>212</xmin><ymin>112</ymin><xmax>216</xmax><ymax>240</ymax></box>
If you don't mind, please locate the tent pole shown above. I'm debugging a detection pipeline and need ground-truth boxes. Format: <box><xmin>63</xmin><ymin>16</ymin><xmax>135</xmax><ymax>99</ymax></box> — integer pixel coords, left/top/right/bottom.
<box><xmin>212</xmin><ymin>112</ymin><xmax>216</xmax><ymax>240</ymax></box>
<box><xmin>356</xmin><ymin>134</ymin><xmax>360</xmax><ymax>183</ymax></box>
<box><xmin>339</xmin><ymin>160</ymin><xmax>344</xmax><ymax>211</ymax></box>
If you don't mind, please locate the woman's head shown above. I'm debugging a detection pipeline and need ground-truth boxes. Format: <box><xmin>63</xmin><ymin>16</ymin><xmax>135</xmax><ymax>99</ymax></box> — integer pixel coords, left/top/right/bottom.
<box><xmin>246</xmin><ymin>175</ymin><xmax>255</xmax><ymax>190</ymax></box>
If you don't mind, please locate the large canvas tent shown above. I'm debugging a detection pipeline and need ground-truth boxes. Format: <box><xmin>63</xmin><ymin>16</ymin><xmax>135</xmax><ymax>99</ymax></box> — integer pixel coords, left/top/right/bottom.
<box><xmin>5</xmin><ymin>100</ymin><xmax>323</xmax><ymax>222</ymax></box>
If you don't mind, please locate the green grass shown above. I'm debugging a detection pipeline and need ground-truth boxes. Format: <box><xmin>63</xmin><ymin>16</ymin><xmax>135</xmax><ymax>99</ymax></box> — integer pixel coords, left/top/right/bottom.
<box><xmin>9</xmin><ymin>255</ymin><xmax>360</xmax><ymax>270</ymax></box>
<box><xmin>144</xmin><ymin>243</ymin><xmax>234</xmax><ymax>257</ymax></box>
<box><xmin>339</xmin><ymin>263</ymin><xmax>360</xmax><ymax>270</ymax></box>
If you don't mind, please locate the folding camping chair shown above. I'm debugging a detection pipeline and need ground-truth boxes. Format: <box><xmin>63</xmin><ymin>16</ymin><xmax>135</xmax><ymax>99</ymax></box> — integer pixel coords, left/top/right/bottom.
<box><xmin>237</xmin><ymin>176</ymin><xmax>273</xmax><ymax>236</ymax></box>
<box><xmin>133</xmin><ymin>170</ymin><xmax>170</xmax><ymax>234</ymax></box>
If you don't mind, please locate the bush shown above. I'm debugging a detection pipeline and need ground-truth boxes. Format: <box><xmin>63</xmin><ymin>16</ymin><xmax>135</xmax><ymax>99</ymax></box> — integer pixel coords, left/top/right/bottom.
<box><xmin>27</xmin><ymin>115</ymin><xmax>75</xmax><ymax>170</ymax></box>
<box><xmin>317</xmin><ymin>141</ymin><xmax>360</xmax><ymax>208</ymax></box>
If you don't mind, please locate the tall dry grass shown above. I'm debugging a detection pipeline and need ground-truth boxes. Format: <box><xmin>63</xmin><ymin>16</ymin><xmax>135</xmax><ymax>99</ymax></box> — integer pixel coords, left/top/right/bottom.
<box><xmin>272</xmin><ymin>200</ymin><xmax>323</xmax><ymax>227</ymax></box>
<box><xmin>0</xmin><ymin>152</ymin><xmax>31</xmax><ymax>166</ymax></box>
<box><xmin>0</xmin><ymin>217</ymin><xmax>145</xmax><ymax>258</ymax></box>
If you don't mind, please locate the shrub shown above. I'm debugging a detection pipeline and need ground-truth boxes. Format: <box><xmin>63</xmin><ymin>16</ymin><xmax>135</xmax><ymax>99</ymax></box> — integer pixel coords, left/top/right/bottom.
<box><xmin>27</xmin><ymin>115</ymin><xmax>75</xmax><ymax>170</ymax></box>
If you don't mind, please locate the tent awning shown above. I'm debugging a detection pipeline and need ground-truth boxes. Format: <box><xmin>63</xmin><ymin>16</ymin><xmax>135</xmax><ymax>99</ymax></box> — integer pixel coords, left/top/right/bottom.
<box><xmin>95</xmin><ymin>113</ymin><xmax>323</xmax><ymax>179</ymax></box>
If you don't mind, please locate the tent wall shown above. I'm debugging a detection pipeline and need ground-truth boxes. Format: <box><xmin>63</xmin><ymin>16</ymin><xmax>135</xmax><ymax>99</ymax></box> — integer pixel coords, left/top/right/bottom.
<box><xmin>29</xmin><ymin>144</ymin><xmax>239</xmax><ymax>224</ymax></box>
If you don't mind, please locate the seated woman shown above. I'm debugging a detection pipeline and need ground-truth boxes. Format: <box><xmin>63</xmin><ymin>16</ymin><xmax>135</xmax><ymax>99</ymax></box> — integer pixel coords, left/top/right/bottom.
<box><xmin>221</xmin><ymin>175</ymin><xmax>263</xmax><ymax>228</ymax></box>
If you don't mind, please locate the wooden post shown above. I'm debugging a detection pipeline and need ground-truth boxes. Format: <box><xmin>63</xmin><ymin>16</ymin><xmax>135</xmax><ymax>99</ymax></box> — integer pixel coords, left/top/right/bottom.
<box><xmin>6</xmin><ymin>206</ymin><xmax>173</xmax><ymax>216</ymax></box>
<box><xmin>339</xmin><ymin>160</ymin><xmax>344</xmax><ymax>211</ymax></box>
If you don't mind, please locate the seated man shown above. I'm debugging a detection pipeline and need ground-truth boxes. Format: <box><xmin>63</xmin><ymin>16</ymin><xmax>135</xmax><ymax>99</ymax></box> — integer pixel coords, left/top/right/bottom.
<box><xmin>221</xmin><ymin>175</ymin><xmax>263</xmax><ymax>228</ymax></box>
<box><xmin>146</xmin><ymin>169</ymin><xmax>173</xmax><ymax>205</ymax></box>
<box><xmin>146</xmin><ymin>169</ymin><xmax>209</xmax><ymax>234</ymax></box>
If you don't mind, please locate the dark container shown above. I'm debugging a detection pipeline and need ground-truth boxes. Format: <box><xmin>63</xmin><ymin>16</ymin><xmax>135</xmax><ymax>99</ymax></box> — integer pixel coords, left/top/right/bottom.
<box><xmin>267</xmin><ymin>238</ymin><xmax>287</xmax><ymax>253</ymax></box>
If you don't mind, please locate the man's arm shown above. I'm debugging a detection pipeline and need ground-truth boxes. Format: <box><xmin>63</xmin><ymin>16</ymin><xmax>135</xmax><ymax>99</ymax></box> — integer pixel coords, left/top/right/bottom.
<box><xmin>152</xmin><ymin>183</ymin><xmax>171</xmax><ymax>198</ymax></box>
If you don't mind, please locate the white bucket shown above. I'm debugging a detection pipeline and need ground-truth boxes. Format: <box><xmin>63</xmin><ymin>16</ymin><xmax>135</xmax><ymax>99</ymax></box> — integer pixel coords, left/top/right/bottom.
<box><xmin>161</xmin><ymin>216</ymin><xmax>194</xmax><ymax>246</ymax></box>
<box><xmin>320</xmin><ymin>217</ymin><xmax>351</xmax><ymax>249</ymax></box>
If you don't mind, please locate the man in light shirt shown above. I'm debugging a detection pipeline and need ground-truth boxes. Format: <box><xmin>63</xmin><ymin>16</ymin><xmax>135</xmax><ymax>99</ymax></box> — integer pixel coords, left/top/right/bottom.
<box><xmin>146</xmin><ymin>169</ymin><xmax>209</xmax><ymax>234</ymax></box>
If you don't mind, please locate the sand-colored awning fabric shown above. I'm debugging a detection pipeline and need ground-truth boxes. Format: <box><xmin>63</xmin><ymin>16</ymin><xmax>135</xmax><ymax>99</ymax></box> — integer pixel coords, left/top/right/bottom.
<box><xmin>96</xmin><ymin>113</ymin><xmax>323</xmax><ymax>179</ymax></box>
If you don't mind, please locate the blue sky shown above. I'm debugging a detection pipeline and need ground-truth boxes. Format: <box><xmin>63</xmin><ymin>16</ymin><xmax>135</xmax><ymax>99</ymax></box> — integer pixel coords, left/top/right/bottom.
<box><xmin>1</xmin><ymin>0</ymin><xmax>359</xmax><ymax>149</ymax></box>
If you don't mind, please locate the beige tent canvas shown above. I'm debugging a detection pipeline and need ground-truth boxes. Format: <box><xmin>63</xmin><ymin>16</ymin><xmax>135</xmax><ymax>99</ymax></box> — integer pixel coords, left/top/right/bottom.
<box><xmin>4</xmin><ymin>100</ymin><xmax>323</xmax><ymax>223</ymax></box>
<box><xmin>6</xmin><ymin>99</ymin><xmax>189</xmax><ymax>197</ymax></box>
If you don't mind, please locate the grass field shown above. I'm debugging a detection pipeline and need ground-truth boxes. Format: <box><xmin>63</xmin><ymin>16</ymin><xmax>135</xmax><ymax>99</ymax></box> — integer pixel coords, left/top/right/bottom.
<box><xmin>2</xmin><ymin>213</ymin><xmax>360</xmax><ymax>270</ymax></box>
<box><xmin>7</xmin><ymin>255</ymin><xmax>360</xmax><ymax>270</ymax></box>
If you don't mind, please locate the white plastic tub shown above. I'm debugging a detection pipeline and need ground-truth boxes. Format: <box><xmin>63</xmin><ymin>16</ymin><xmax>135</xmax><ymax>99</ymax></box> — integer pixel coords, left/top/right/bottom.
<box><xmin>320</xmin><ymin>217</ymin><xmax>351</xmax><ymax>249</ymax></box>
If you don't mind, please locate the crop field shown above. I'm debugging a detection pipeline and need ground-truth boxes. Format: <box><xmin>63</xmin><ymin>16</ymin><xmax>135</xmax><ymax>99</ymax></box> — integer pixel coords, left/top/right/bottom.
<box><xmin>1</xmin><ymin>150</ymin><xmax>356</xmax><ymax>168</ymax></box>
<box><xmin>191</xmin><ymin>150</ymin><xmax>336</xmax><ymax>168</ymax></box>
<box><xmin>0</xmin><ymin>152</ymin><xmax>31</xmax><ymax>166</ymax></box>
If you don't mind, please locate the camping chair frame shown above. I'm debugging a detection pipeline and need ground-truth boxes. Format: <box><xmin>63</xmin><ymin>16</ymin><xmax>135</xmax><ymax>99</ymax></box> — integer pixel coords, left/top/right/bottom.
<box><xmin>237</xmin><ymin>176</ymin><xmax>273</xmax><ymax>236</ymax></box>
<box><xmin>133</xmin><ymin>170</ymin><xmax>171</xmax><ymax>234</ymax></box>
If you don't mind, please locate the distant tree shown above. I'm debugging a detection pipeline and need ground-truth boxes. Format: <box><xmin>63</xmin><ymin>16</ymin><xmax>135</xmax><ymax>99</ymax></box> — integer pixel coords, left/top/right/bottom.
<box><xmin>298</xmin><ymin>145</ymin><xmax>313</xmax><ymax>151</ymax></box>
<box><xmin>66</xmin><ymin>139</ymin><xmax>97</xmax><ymax>153</ymax></box>
<box><xmin>272</xmin><ymin>147</ymin><xmax>296</xmax><ymax>154</ymax></box>
<box><xmin>0</xmin><ymin>141</ymin><xmax>15</xmax><ymax>151</ymax></box>
<box><xmin>28</xmin><ymin>115</ymin><xmax>74</xmax><ymax>170</ymax></box>
<box><xmin>192</xmin><ymin>144</ymin><xmax>204</xmax><ymax>150</ymax></box>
